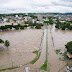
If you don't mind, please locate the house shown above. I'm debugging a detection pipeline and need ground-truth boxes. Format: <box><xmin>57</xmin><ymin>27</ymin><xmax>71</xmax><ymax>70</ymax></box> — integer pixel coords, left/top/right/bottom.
<box><xmin>15</xmin><ymin>15</ymin><xmax>18</xmax><ymax>18</ymax></box>
<box><xmin>32</xmin><ymin>19</ymin><xmax>35</xmax><ymax>23</ymax></box>
<box><xmin>3</xmin><ymin>18</ymin><xmax>7</xmax><ymax>22</ymax></box>
<box><xmin>21</xmin><ymin>20</ymin><xmax>25</xmax><ymax>25</ymax></box>
<box><xmin>36</xmin><ymin>20</ymin><xmax>40</xmax><ymax>23</ymax></box>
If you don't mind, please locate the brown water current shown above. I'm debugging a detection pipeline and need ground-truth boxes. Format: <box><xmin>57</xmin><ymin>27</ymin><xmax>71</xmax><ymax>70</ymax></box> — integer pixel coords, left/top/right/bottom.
<box><xmin>0</xmin><ymin>29</ymin><xmax>43</xmax><ymax>70</ymax></box>
<box><xmin>48</xmin><ymin>24</ymin><xmax>72</xmax><ymax>72</ymax></box>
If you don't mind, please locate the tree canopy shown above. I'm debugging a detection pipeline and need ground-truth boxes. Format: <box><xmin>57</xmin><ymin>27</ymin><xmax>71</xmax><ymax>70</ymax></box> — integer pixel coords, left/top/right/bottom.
<box><xmin>65</xmin><ymin>41</ymin><xmax>72</xmax><ymax>54</ymax></box>
<box><xmin>4</xmin><ymin>40</ymin><xmax>10</xmax><ymax>48</ymax></box>
<box><xmin>0</xmin><ymin>39</ymin><xmax>4</xmax><ymax>44</ymax></box>
<box><xmin>0</xmin><ymin>39</ymin><xmax>10</xmax><ymax>49</ymax></box>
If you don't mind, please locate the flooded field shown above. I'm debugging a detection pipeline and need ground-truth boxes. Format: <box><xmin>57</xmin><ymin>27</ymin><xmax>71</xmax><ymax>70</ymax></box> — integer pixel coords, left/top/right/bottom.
<box><xmin>48</xmin><ymin>24</ymin><xmax>72</xmax><ymax>72</ymax></box>
<box><xmin>1</xmin><ymin>24</ymin><xmax>72</xmax><ymax>72</ymax></box>
<box><xmin>0</xmin><ymin>28</ymin><xmax>43</xmax><ymax>70</ymax></box>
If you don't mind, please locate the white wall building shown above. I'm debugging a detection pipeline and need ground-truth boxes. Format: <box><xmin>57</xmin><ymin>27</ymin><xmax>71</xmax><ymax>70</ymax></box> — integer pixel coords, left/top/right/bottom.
<box><xmin>3</xmin><ymin>18</ymin><xmax>7</xmax><ymax>22</ymax></box>
<box><xmin>15</xmin><ymin>15</ymin><xmax>18</xmax><ymax>18</ymax></box>
<box><xmin>32</xmin><ymin>19</ymin><xmax>35</xmax><ymax>23</ymax></box>
<box><xmin>36</xmin><ymin>21</ymin><xmax>40</xmax><ymax>23</ymax></box>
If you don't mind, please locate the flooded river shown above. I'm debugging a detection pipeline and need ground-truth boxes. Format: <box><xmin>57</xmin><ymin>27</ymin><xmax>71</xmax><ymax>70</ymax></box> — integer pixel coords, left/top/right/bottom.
<box><xmin>0</xmin><ymin>29</ymin><xmax>43</xmax><ymax>70</ymax></box>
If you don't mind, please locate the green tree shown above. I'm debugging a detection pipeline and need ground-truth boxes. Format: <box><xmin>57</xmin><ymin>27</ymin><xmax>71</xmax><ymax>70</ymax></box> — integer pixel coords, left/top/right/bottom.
<box><xmin>48</xmin><ymin>18</ymin><xmax>53</xmax><ymax>25</ymax></box>
<box><xmin>65</xmin><ymin>41</ymin><xmax>72</xmax><ymax>54</ymax></box>
<box><xmin>44</xmin><ymin>21</ymin><xmax>49</xmax><ymax>25</ymax></box>
<box><xmin>4</xmin><ymin>40</ymin><xmax>10</xmax><ymax>49</ymax></box>
<box><xmin>35</xmin><ymin>25</ymin><xmax>41</xmax><ymax>29</ymax></box>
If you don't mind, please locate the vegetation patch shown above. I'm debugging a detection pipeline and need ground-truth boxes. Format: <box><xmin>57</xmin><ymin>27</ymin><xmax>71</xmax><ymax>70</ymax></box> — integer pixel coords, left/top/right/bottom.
<box><xmin>33</xmin><ymin>51</ymin><xmax>38</xmax><ymax>56</ymax></box>
<box><xmin>40</xmin><ymin>60</ymin><xmax>47</xmax><ymax>71</ymax></box>
<box><xmin>0</xmin><ymin>39</ymin><xmax>10</xmax><ymax>49</ymax></box>
<box><xmin>59</xmin><ymin>57</ymin><xmax>65</xmax><ymax>61</ymax></box>
<box><xmin>55</xmin><ymin>49</ymin><xmax>61</xmax><ymax>54</ymax></box>
<box><xmin>65</xmin><ymin>41</ymin><xmax>72</xmax><ymax>54</ymax></box>
<box><xmin>55</xmin><ymin>18</ymin><xmax>72</xmax><ymax>30</ymax></box>
<box><xmin>30</xmin><ymin>51</ymin><xmax>41</xmax><ymax>64</ymax></box>
<box><xmin>35</xmin><ymin>25</ymin><xmax>41</xmax><ymax>29</ymax></box>
<box><xmin>0</xmin><ymin>67</ymin><xmax>19</xmax><ymax>72</ymax></box>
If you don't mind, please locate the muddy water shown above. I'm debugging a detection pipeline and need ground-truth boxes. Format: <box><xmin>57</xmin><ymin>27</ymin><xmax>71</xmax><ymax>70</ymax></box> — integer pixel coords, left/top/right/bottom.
<box><xmin>48</xmin><ymin>24</ymin><xmax>72</xmax><ymax>72</ymax></box>
<box><xmin>51</xmin><ymin>24</ymin><xmax>72</xmax><ymax>51</ymax></box>
<box><xmin>28</xmin><ymin>29</ymin><xmax>46</xmax><ymax>69</ymax></box>
<box><xmin>0</xmin><ymin>29</ymin><xmax>43</xmax><ymax>69</ymax></box>
<box><xmin>51</xmin><ymin>24</ymin><xmax>72</xmax><ymax>65</ymax></box>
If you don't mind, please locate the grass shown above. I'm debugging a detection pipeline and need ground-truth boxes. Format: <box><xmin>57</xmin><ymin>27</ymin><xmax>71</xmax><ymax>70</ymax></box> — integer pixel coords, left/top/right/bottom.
<box><xmin>40</xmin><ymin>60</ymin><xmax>47</xmax><ymax>71</ymax></box>
<box><xmin>40</xmin><ymin>29</ymin><xmax>48</xmax><ymax>71</ymax></box>
<box><xmin>33</xmin><ymin>51</ymin><xmax>38</xmax><ymax>56</ymax></box>
<box><xmin>0</xmin><ymin>66</ymin><xmax>19</xmax><ymax>72</ymax></box>
<box><xmin>30</xmin><ymin>51</ymin><xmax>41</xmax><ymax>64</ymax></box>
<box><xmin>70</xmin><ymin>23</ymin><xmax>72</xmax><ymax>24</ymax></box>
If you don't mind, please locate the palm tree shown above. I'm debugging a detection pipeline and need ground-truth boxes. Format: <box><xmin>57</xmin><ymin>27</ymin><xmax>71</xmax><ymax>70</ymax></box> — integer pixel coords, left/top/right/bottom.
<box><xmin>4</xmin><ymin>40</ymin><xmax>10</xmax><ymax>49</ymax></box>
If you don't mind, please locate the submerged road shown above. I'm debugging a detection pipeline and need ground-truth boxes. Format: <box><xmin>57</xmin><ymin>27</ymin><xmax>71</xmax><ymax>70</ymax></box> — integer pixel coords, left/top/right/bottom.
<box><xmin>28</xmin><ymin>29</ymin><xmax>47</xmax><ymax>72</ymax></box>
<box><xmin>47</xmin><ymin>25</ymin><xmax>66</xmax><ymax>72</ymax></box>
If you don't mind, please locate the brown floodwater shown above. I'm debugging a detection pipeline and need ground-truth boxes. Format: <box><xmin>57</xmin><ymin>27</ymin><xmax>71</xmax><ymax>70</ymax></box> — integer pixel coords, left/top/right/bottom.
<box><xmin>1</xmin><ymin>25</ymin><xmax>72</xmax><ymax>72</ymax></box>
<box><xmin>28</xmin><ymin>29</ymin><xmax>46</xmax><ymax>69</ymax></box>
<box><xmin>48</xmin><ymin>24</ymin><xmax>72</xmax><ymax>72</ymax></box>
<box><xmin>0</xmin><ymin>28</ymin><xmax>43</xmax><ymax>70</ymax></box>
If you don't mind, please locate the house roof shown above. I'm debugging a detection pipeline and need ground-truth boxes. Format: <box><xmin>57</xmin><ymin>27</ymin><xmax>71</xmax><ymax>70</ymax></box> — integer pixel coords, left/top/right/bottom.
<box><xmin>67</xmin><ymin>53</ymin><xmax>72</xmax><ymax>58</ymax></box>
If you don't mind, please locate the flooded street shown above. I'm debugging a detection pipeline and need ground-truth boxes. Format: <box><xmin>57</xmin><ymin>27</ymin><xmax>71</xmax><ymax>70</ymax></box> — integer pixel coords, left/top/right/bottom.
<box><xmin>48</xmin><ymin>24</ymin><xmax>72</xmax><ymax>72</ymax></box>
<box><xmin>0</xmin><ymin>29</ymin><xmax>43</xmax><ymax>70</ymax></box>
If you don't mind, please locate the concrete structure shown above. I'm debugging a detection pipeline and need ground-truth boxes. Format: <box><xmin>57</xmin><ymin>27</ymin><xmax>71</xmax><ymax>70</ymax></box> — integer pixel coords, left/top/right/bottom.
<box><xmin>25</xmin><ymin>67</ymin><xmax>30</xmax><ymax>72</ymax></box>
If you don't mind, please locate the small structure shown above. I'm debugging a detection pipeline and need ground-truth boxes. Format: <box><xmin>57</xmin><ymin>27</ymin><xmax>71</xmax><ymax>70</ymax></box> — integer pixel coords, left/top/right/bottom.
<box><xmin>25</xmin><ymin>67</ymin><xmax>30</xmax><ymax>72</ymax></box>
<box><xmin>66</xmin><ymin>65</ymin><xmax>72</xmax><ymax>72</ymax></box>
<box><xmin>21</xmin><ymin>21</ymin><xmax>25</xmax><ymax>25</ymax></box>
<box><xmin>67</xmin><ymin>53</ymin><xmax>72</xmax><ymax>59</ymax></box>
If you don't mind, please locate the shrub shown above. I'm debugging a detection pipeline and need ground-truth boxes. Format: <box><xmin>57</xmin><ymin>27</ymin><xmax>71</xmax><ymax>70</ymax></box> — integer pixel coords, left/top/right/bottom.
<box><xmin>20</xmin><ymin>26</ymin><xmax>24</xmax><ymax>29</ymax></box>
<box><xmin>15</xmin><ymin>27</ymin><xmax>19</xmax><ymax>30</ymax></box>
<box><xmin>35</xmin><ymin>25</ymin><xmax>41</xmax><ymax>29</ymax></box>
<box><xmin>0</xmin><ymin>39</ymin><xmax>4</xmax><ymax>43</ymax></box>
<box><xmin>4</xmin><ymin>40</ymin><xmax>10</xmax><ymax>48</ymax></box>
<box><xmin>24</xmin><ymin>25</ymin><xmax>27</xmax><ymax>27</ymax></box>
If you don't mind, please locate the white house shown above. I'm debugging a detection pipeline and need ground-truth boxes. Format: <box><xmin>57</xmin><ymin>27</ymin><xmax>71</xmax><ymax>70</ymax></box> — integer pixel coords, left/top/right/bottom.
<box><xmin>36</xmin><ymin>21</ymin><xmax>40</xmax><ymax>23</ymax></box>
<box><xmin>3</xmin><ymin>18</ymin><xmax>7</xmax><ymax>22</ymax></box>
<box><xmin>32</xmin><ymin>19</ymin><xmax>36</xmax><ymax>23</ymax></box>
<box><xmin>15</xmin><ymin>15</ymin><xmax>18</xmax><ymax>18</ymax></box>
<box><xmin>17</xmin><ymin>20</ymin><xmax>21</xmax><ymax>24</ymax></box>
